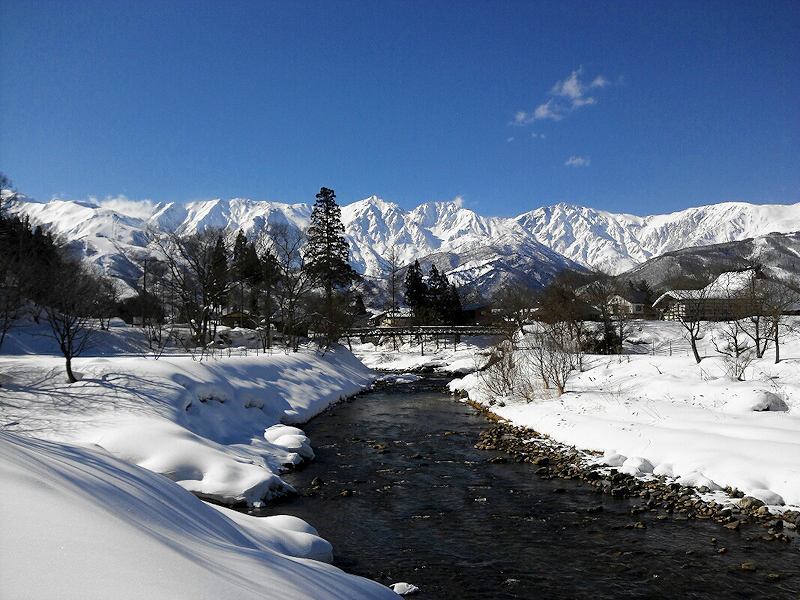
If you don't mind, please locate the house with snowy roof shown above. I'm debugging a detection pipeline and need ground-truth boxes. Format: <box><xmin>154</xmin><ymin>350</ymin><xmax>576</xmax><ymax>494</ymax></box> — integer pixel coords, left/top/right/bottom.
<box><xmin>653</xmin><ymin>270</ymin><xmax>773</xmax><ymax>321</ymax></box>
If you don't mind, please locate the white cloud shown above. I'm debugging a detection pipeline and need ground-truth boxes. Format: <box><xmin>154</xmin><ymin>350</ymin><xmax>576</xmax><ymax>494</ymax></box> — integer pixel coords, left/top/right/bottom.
<box><xmin>94</xmin><ymin>196</ymin><xmax>158</xmax><ymax>220</ymax></box>
<box><xmin>506</xmin><ymin>136</ymin><xmax>515</xmax><ymax>142</ymax></box>
<box><xmin>551</xmin><ymin>69</ymin><xmax>584</xmax><ymax>99</ymax></box>
<box><xmin>513</xmin><ymin>67</ymin><xmax>612</xmax><ymax>125</ymax></box>
<box><xmin>531</xmin><ymin>132</ymin><xmax>545</xmax><ymax>139</ymax></box>
<box><xmin>533</xmin><ymin>99</ymin><xmax>564</xmax><ymax>121</ymax></box>
<box><xmin>514</xmin><ymin>111</ymin><xmax>530</xmax><ymax>124</ymax></box>
<box><xmin>565</xmin><ymin>155</ymin><xmax>590</xmax><ymax>167</ymax></box>
<box><xmin>570</xmin><ymin>96</ymin><xmax>596</xmax><ymax>108</ymax></box>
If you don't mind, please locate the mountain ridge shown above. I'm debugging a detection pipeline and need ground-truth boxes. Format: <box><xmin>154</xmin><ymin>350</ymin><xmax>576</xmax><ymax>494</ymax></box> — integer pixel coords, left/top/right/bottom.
<box><xmin>6</xmin><ymin>191</ymin><xmax>800</xmax><ymax>299</ymax></box>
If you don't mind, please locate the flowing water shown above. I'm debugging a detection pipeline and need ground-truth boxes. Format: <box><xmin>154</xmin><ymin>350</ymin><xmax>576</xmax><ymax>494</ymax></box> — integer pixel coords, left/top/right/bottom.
<box><xmin>251</xmin><ymin>377</ymin><xmax>799</xmax><ymax>599</ymax></box>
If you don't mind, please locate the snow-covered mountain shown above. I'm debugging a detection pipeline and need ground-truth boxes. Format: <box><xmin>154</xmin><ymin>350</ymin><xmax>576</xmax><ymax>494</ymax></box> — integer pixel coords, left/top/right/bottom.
<box><xmin>516</xmin><ymin>201</ymin><xmax>800</xmax><ymax>274</ymax></box>
<box><xmin>7</xmin><ymin>193</ymin><xmax>800</xmax><ymax>299</ymax></box>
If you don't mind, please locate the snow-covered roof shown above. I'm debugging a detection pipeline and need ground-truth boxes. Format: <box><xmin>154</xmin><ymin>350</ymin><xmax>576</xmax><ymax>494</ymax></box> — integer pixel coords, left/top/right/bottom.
<box><xmin>703</xmin><ymin>270</ymin><xmax>756</xmax><ymax>296</ymax></box>
<box><xmin>653</xmin><ymin>270</ymin><xmax>758</xmax><ymax>307</ymax></box>
<box><xmin>369</xmin><ymin>307</ymin><xmax>414</xmax><ymax>320</ymax></box>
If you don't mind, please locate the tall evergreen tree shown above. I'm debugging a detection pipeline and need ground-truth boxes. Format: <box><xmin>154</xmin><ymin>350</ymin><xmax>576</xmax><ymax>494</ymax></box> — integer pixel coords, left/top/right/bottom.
<box><xmin>304</xmin><ymin>187</ymin><xmax>358</xmax><ymax>344</ymax></box>
<box><xmin>444</xmin><ymin>282</ymin><xmax>463</xmax><ymax>324</ymax></box>
<box><xmin>427</xmin><ymin>264</ymin><xmax>449</xmax><ymax>323</ymax></box>
<box><xmin>231</xmin><ymin>229</ymin><xmax>249</xmax><ymax>314</ymax></box>
<box><xmin>403</xmin><ymin>260</ymin><xmax>427</xmax><ymax>321</ymax></box>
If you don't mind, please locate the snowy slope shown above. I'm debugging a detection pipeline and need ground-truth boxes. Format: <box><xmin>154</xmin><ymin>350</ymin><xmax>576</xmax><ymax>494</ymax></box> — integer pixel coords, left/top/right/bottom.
<box><xmin>617</xmin><ymin>231</ymin><xmax>800</xmax><ymax>291</ymax></box>
<box><xmin>516</xmin><ymin>201</ymin><xmax>800</xmax><ymax>274</ymax></box>
<box><xmin>8</xmin><ymin>194</ymin><xmax>800</xmax><ymax>292</ymax></box>
<box><xmin>0</xmin><ymin>432</ymin><xmax>398</xmax><ymax>600</ymax></box>
<box><xmin>450</xmin><ymin>319</ymin><xmax>800</xmax><ymax>508</ymax></box>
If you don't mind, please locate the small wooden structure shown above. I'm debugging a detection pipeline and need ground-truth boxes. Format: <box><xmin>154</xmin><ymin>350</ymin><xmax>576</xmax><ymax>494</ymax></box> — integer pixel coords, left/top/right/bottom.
<box><xmin>219</xmin><ymin>310</ymin><xmax>259</xmax><ymax>329</ymax></box>
<box><xmin>368</xmin><ymin>308</ymin><xmax>415</xmax><ymax>327</ymax></box>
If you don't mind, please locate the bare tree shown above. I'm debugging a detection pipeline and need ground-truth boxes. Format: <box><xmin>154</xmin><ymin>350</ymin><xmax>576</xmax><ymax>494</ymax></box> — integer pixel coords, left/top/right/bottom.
<box><xmin>762</xmin><ymin>278</ymin><xmax>800</xmax><ymax>363</ymax></box>
<box><xmin>661</xmin><ymin>278</ymin><xmax>712</xmax><ymax>364</ymax></box>
<box><xmin>147</xmin><ymin>228</ymin><xmax>230</xmax><ymax>345</ymax></box>
<box><xmin>711</xmin><ymin>320</ymin><xmax>753</xmax><ymax>381</ymax></box>
<box><xmin>386</xmin><ymin>246</ymin><xmax>401</xmax><ymax>312</ymax></box>
<box><xmin>582</xmin><ymin>275</ymin><xmax>619</xmax><ymax>354</ymax></box>
<box><xmin>43</xmin><ymin>263</ymin><xmax>104</xmax><ymax>383</ymax></box>
<box><xmin>269</xmin><ymin>223</ymin><xmax>313</xmax><ymax>352</ymax></box>
<box><xmin>526</xmin><ymin>321</ymin><xmax>579</xmax><ymax>395</ymax></box>
<box><xmin>493</xmin><ymin>284</ymin><xmax>534</xmax><ymax>339</ymax></box>
<box><xmin>736</xmin><ymin>269</ymin><xmax>771</xmax><ymax>358</ymax></box>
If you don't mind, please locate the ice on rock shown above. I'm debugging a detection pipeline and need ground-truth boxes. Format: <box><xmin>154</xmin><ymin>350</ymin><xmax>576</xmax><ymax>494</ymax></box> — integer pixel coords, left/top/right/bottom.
<box><xmin>652</xmin><ymin>463</ymin><xmax>674</xmax><ymax>477</ymax></box>
<box><xmin>748</xmin><ymin>488</ymin><xmax>785</xmax><ymax>506</ymax></box>
<box><xmin>723</xmin><ymin>389</ymin><xmax>789</xmax><ymax>413</ymax></box>
<box><xmin>676</xmin><ymin>471</ymin><xmax>721</xmax><ymax>491</ymax></box>
<box><xmin>391</xmin><ymin>582</ymin><xmax>420</xmax><ymax>595</ymax></box>
<box><xmin>599</xmin><ymin>450</ymin><xmax>627</xmax><ymax>467</ymax></box>
<box><xmin>619</xmin><ymin>456</ymin><xmax>655</xmax><ymax>476</ymax></box>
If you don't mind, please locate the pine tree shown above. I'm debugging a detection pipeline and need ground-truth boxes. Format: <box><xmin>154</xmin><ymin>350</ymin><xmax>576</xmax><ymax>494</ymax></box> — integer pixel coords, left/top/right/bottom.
<box><xmin>427</xmin><ymin>264</ymin><xmax>450</xmax><ymax>323</ymax></box>
<box><xmin>304</xmin><ymin>187</ymin><xmax>358</xmax><ymax>344</ymax></box>
<box><xmin>445</xmin><ymin>282</ymin><xmax>463</xmax><ymax>324</ymax></box>
<box><xmin>231</xmin><ymin>229</ymin><xmax>248</xmax><ymax>314</ymax></box>
<box><xmin>403</xmin><ymin>260</ymin><xmax>428</xmax><ymax>321</ymax></box>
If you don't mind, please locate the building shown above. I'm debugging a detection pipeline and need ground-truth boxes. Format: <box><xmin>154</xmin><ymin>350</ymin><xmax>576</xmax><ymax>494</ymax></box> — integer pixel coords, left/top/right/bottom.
<box><xmin>609</xmin><ymin>289</ymin><xmax>656</xmax><ymax>319</ymax></box>
<box><xmin>368</xmin><ymin>307</ymin><xmax>415</xmax><ymax>327</ymax></box>
<box><xmin>653</xmin><ymin>270</ymin><xmax>774</xmax><ymax>321</ymax></box>
<box><xmin>219</xmin><ymin>310</ymin><xmax>259</xmax><ymax>329</ymax></box>
<box><xmin>460</xmin><ymin>302</ymin><xmax>495</xmax><ymax>325</ymax></box>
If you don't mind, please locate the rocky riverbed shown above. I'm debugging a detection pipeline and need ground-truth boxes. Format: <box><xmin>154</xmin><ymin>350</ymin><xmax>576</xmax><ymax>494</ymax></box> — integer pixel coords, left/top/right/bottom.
<box><xmin>474</xmin><ymin>420</ymin><xmax>799</xmax><ymax>545</ymax></box>
<box><xmin>251</xmin><ymin>377</ymin><xmax>800</xmax><ymax>597</ymax></box>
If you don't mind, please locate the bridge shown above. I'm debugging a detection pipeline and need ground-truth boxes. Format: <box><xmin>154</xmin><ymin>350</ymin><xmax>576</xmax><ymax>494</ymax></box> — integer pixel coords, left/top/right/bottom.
<box><xmin>342</xmin><ymin>325</ymin><xmax>506</xmax><ymax>338</ymax></box>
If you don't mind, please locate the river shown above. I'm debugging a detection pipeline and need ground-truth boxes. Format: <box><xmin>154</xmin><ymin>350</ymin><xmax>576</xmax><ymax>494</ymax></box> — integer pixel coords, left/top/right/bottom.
<box><xmin>251</xmin><ymin>377</ymin><xmax>799</xmax><ymax>599</ymax></box>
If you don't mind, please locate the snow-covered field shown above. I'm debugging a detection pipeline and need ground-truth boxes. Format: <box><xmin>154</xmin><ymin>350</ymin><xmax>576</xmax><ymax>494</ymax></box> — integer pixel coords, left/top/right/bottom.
<box><xmin>450</xmin><ymin>320</ymin><xmax>800</xmax><ymax>511</ymax></box>
<box><xmin>0</xmin><ymin>324</ymin><xmax>400</xmax><ymax>599</ymax></box>
<box><xmin>351</xmin><ymin>334</ymin><xmax>499</xmax><ymax>374</ymax></box>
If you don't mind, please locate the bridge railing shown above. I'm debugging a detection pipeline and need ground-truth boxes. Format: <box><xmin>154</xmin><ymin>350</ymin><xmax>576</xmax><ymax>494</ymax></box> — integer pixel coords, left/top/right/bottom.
<box><xmin>342</xmin><ymin>325</ymin><xmax>506</xmax><ymax>338</ymax></box>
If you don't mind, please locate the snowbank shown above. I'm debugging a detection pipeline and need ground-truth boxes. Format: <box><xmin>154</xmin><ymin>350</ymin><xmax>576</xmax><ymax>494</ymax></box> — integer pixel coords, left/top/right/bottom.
<box><xmin>0</xmin><ymin>347</ymin><xmax>374</xmax><ymax>505</ymax></box>
<box><xmin>0</xmin><ymin>432</ymin><xmax>398</xmax><ymax>600</ymax></box>
<box><xmin>451</xmin><ymin>321</ymin><xmax>800</xmax><ymax>509</ymax></box>
<box><xmin>351</xmin><ymin>336</ymin><xmax>497</xmax><ymax>374</ymax></box>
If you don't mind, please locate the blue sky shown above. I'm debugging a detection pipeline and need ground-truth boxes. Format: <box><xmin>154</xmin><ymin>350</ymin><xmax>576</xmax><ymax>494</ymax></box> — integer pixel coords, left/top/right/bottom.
<box><xmin>1</xmin><ymin>0</ymin><xmax>798</xmax><ymax>216</ymax></box>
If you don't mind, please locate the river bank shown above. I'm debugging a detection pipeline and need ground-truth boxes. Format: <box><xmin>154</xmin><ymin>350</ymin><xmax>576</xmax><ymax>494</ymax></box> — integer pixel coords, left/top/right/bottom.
<box><xmin>472</xmin><ymin>419</ymin><xmax>799</xmax><ymax>541</ymax></box>
<box><xmin>256</xmin><ymin>376</ymin><xmax>800</xmax><ymax>598</ymax></box>
<box><xmin>0</xmin><ymin>334</ymin><xmax>399</xmax><ymax>599</ymax></box>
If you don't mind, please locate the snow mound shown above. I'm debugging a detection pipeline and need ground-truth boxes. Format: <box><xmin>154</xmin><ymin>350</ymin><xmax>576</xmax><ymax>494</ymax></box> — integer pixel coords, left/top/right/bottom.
<box><xmin>0</xmin><ymin>432</ymin><xmax>397</xmax><ymax>600</ymax></box>
<box><xmin>265</xmin><ymin>424</ymin><xmax>315</xmax><ymax>460</ymax></box>
<box><xmin>619</xmin><ymin>456</ymin><xmax>655</xmax><ymax>476</ymax></box>
<box><xmin>598</xmin><ymin>450</ymin><xmax>627</xmax><ymax>467</ymax></box>
<box><xmin>747</xmin><ymin>488</ymin><xmax>785</xmax><ymax>506</ymax></box>
<box><xmin>391</xmin><ymin>582</ymin><xmax>421</xmax><ymax>595</ymax></box>
<box><xmin>723</xmin><ymin>389</ymin><xmax>789</xmax><ymax>413</ymax></box>
<box><xmin>676</xmin><ymin>471</ymin><xmax>721</xmax><ymax>491</ymax></box>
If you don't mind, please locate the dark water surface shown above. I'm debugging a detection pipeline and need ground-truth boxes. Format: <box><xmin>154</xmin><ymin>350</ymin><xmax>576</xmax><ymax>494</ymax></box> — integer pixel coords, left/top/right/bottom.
<box><xmin>252</xmin><ymin>378</ymin><xmax>799</xmax><ymax>599</ymax></box>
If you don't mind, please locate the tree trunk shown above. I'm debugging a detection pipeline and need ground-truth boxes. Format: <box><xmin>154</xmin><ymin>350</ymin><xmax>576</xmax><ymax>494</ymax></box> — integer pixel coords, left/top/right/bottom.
<box><xmin>755</xmin><ymin>320</ymin><xmax>763</xmax><ymax>358</ymax></box>
<box><xmin>774</xmin><ymin>325</ymin><xmax>780</xmax><ymax>364</ymax></box>
<box><xmin>65</xmin><ymin>356</ymin><xmax>77</xmax><ymax>384</ymax></box>
<box><xmin>690</xmin><ymin>337</ymin><xmax>701</xmax><ymax>364</ymax></box>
